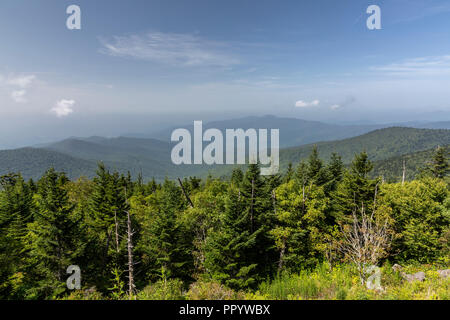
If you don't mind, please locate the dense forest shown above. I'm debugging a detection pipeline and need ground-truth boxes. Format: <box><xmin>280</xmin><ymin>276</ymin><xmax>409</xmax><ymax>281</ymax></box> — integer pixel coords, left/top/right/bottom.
<box><xmin>0</xmin><ymin>146</ymin><xmax>449</xmax><ymax>300</ymax></box>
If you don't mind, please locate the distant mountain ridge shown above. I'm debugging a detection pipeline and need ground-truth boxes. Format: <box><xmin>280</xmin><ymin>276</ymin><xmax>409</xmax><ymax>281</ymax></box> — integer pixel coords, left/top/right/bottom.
<box><xmin>0</xmin><ymin>117</ymin><xmax>449</xmax><ymax>181</ymax></box>
<box><xmin>0</xmin><ymin>148</ymin><xmax>98</xmax><ymax>180</ymax></box>
<box><xmin>128</xmin><ymin>115</ymin><xmax>450</xmax><ymax>148</ymax></box>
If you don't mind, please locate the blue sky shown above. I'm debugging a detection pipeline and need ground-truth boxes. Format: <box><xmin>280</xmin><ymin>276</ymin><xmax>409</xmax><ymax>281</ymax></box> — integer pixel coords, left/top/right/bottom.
<box><xmin>1</xmin><ymin>0</ymin><xmax>450</xmax><ymax>147</ymax></box>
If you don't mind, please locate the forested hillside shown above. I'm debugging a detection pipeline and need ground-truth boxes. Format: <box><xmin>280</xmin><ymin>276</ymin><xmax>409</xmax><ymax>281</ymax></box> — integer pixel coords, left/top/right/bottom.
<box><xmin>0</xmin><ymin>146</ymin><xmax>448</xmax><ymax>300</ymax></box>
<box><xmin>281</xmin><ymin>127</ymin><xmax>450</xmax><ymax>166</ymax></box>
<box><xmin>372</xmin><ymin>145</ymin><xmax>450</xmax><ymax>182</ymax></box>
<box><xmin>0</xmin><ymin>127</ymin><xmax>449</xmax><ymax>182</ymax></box>
<box><xmin>0</xmin><ymin>148</ymin><xmax>98</xmax><ymax>180</ymax></box>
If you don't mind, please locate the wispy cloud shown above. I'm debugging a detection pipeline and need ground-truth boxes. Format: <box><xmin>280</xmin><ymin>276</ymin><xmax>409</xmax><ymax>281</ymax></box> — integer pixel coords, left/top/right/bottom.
<box><xmin>7</xmin><ymin>75</ymin><xmax>36</xmax><ymax>88</ymax></box>
<box><xmin>2</xmin><ymin>74</ymin><xmax>36</xmax><ymax>103</ymax></box>
<box><xmin>51</xmin><ymin>99</ymin><xmax>75</xmax><ymax>117</ymax></box>
<box><xmin>330</xmin><ymin>96</ymin><xmax>356</xmax><ymax>111</ymax></box>
<box><xmin>11</xmin><ymin>90</ymin><xmax>27</xmax><ymax>103</ymax></box>
<box><xmin>99</xmin><ymin>31</ymin><xmax>240</xmax><ymax>67</ymax></box>
<box><xmin>372</xmin><ymin>55</ymin><xmax>450</xmax><ymax>76</ymax></box>
<box><xmin>295</xmin><ymin>99</ymin><xmax>320</xmax><ymax>108</ymax></box>
<box><xmin>330</xmin><ymin>104</ymin><xmax>340</xmax><ymax>110</ymax></box>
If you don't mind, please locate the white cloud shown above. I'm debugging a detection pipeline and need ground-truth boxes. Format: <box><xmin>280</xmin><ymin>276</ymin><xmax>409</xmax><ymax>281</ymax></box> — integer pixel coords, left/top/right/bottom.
<box><xmin>295</xmin><ymin>99</ymin><xmax>320</xmax><ymax>108</ymax></box>
<box><xmin>1</xmin><ymin>74</ymin><xmax>37</xmax><ymax>104</ymax></box>
<box><xmin>372</xmin><ymin>55</ymin><xmax>450</xmax><ymax>76</ymax></box>
<box><xmin>7</xmin><ymin>75</ymin><xmax>36</xmax><ymax>88</ymax></box>
<box><xmin>51</xmin><ymin>99</ymin><xmax>75</xmax><ymax>117</ymax></box>
<box><xmin>99</xmin><ymin>31</ymin><xmax>240</xmax><ymax>67</ymax></box>
<box><xmin>11</xmin><ymin>90</ymin><xmax>27</xmax><ymax>103</ymax></box>
<box><xmin>330</xmin><ymin>104</ymin><xmax>340</xmax><ymax>110</ymax></box>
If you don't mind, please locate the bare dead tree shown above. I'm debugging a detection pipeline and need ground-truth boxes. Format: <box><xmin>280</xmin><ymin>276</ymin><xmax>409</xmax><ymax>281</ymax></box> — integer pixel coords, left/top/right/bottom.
<box><xmin>338</xmin><ymin>186</ymin><xmax>392</xmax><ymax>284</ymax></box>
<box><xmin>126</xmin><ymin>210</ymin><xmax>136</xmax><ymax>297</ymax></box>
<box><xmin>250</xmin><ymin>179</ymin><xmax>255</xmax><ymax>233</ymax></box>
<box><xmin>272</xmin><ymin>189</ymin><xmax>277</xmax><ymax>215</ymax></box>
<box><xmin>177</xmin><ymin>178</ymin><xmax>194</xmax><ymax>208</ymax></box>
<box><xmin>402</xmin><ymin>159</ymin><xmax>406</xmax><ymax>185</ymax></box>
<box><xmin>277</xmin><ymin>235</ymin><xmax>287</xmax><ymax>273</ymax></box>
<box><xmin>114</xmin><ymin>210</ymin><xmax>120</xmax><ymax>253</ymax></box>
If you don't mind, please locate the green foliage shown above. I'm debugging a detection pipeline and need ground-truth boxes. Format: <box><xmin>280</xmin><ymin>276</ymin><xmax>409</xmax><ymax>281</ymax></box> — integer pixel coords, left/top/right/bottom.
<box><xmin>430</xmin><ymin>146</ymin><xmax>449</xmax><ymax>179</ymax></box>
<box><xmin>137</xmin><ymin>278</ymin><xmax>184</xmax><ymax>300</ymax></box>
<box><xmin>371</xmin><ymin>146</ymin><xmax>448</xmax><ymax>182</ymax></box>
<box><xmin>333</xmin><ymin>152</ymin><xmax>379</xmax><ymax>222</ymax></box>
<box><xmin>204</xmin><ymin>164</ymin><xmax>277</xmax><ymax>290</ymax></box>
<box><xmin>186</xmin><ymin>281</ymin><xmax>244</xmax><ymax>300</ymax></box>
<box><xmin>282</xmin><ymin>127</ymin><xmax>450</xmax><ymax>170</ymax></box>
<box><xmin>0</xmin><ymin>173</ymin><xmax>34</xmax><ymax>298</ymax></box>
<box><xmin>380</xmin><ymin>178</ymin><xmax>449</xmax><ymax>263</ymax></box>
<box><xmin>25</xmin><ymin>168</ymin><xmax>83</xmax><ymax>299</ymax></box>
<box><xmin>137</xmin><ymin>179</ymin><xmax>194</xmax><ymax>283</ymax></box>
<box><xmin>0</xmin><ymin>141</ymin><xmax>448</xmax><ymax>300</ymax></box>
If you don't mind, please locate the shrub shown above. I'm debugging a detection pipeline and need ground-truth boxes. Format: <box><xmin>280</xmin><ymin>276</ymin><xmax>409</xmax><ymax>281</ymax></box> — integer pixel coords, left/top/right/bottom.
<box><xmin>186</xmin><ymin>281</ymin><xmax>244</xmax><ymax>300</ymax></box>
<box><xmin>137</xmin><ymin>279</ymin><xmax>184</xmax><ymax>300</ymax></box>
<box><xmin>62</xmin><ymin>288</ymin><xmax>104</xmax><ymax>300</ymax></box>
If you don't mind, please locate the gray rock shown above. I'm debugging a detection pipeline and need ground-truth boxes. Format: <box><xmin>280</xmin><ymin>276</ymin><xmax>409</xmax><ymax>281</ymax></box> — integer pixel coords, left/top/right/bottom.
<box><xmin>392</xmin><ymin>264</ymin><xmax>426</xmax><ymax>282</ymax></box>
<box><xmin>437</xmin><ymin>269</ymin><xmax>450</xmax><ymax>279</ymax></box>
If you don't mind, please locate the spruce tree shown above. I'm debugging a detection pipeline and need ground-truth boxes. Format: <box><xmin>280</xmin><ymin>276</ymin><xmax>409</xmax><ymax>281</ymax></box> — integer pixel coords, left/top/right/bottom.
<box><xmin>324</xmin><ymin>153</ymin><xmax>344</xmax><ymax>194</ymax></box>
<box><xmin>431</xmin><ymin>146</ymin><xmax>449</xmax><ymax>179</ymax></box>
<box><xmin>204</xmin><ymin>184</ymin><xmax>258</xmax><ymax>289</ymax></box>
<box><xmin>284</xmin><ymin>163</ymin><xmax>294</xmax><ymax>183</ymax></box>
<box><xmin>89</xmin><ymin>163</ymin><xmax>129</xmax><ymax>290</ymax></box>
<box><xmin>26</xmin><ymin>168</ymin><xmax>81</xmax><ymax>298</ymax></box>
<box><xmin>231</xmin><ymin>168</ymin><xmax>244</xmax><ymax>186</ymax></box>
<box><xmin>333</xmin><ymin>152</ymin><xmax>379</xmax><ymax>222</ymax></box>
<box><xmin>205</xmin><ymin>164</ymin><xmax>276</xmax><ymax>289</ymax></box>
<box><xmin>0</xmin><ymin>174</ymin><xmax>34</xmax><ymax>298</ymax></box>
<box><xmin>138</xmin><ymin>179</ymin><xmax>193</xmax><ymax>282</ymax></box>
<box><xmin>307</xmin><ymin>146</ymin><xmax>328</xmax><ymax>186</ymax></box>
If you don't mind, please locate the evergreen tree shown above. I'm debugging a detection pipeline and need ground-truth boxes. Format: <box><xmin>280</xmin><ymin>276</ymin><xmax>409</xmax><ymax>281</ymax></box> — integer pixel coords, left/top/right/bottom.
<box><xmin>430</xmin><ymin>146</ymin><xmax>449</xmax><ymax>179</ymax></box>
<box><xmin>204</xmin><ymin>184</ymin><xmax>258</xmax><ymax>289</ymax></box>
<box><xmin>26</xmin><ymin>168</ymin><xmax>81</xmax><ymax>298</ymax></box>
<box><xmin>324</xmin><ymin>153</ymin><xmax>344</xmax><ymax>194</ymax></box>
<box><xmin>0</xmin><ymin>174</ymin><xmax>34</xmax><ymax>298</ymax></box>
<box><xmin>90</xmin><ymin>163</ymin><xmax>128</xmax><ymax>253</ymax></box>
<box><xmin>307</xmin><ymin>146</ymin><xmax>328</xmax><ymax>186</ymax></box>
<box><xmin>284</xmin><ymin>163</ymin><xmax>294</xmax><ymax>183</ymax></box>
<box><xmin>89</xmin><ymin>163</ymin><xmax>129</xmax><ymax>290</ymax></box>
<box><xmin>138</xmin><ymin>179</ymin><xmax>193</xmax><ymax>282</ymax></box>
<box><xmin>334</xmin><ymin>152</ymin><xmax>379</xmax><ymax>222</ymax></box>
<box><xmin>205</xmin><ymin>164</ymin><xmax>276</xmax><ymax>289</ymax></box>
<box><xmin>231</xmin><ymin>168</ymin><xmax>244</xmax><ymax>186</ymax></box>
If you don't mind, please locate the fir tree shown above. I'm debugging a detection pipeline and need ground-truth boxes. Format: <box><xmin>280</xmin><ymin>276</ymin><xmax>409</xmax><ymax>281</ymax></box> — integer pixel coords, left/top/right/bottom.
<box><xmin>0</xmin><ymin>174</ymin><xmax>34</xmax><ymax>298</ymax></box>
<box><xmin>431</xmin><ymin>146</ymin><xmax>449</xmax><ymax>179</ymax></box>
<box><xmin>205</xmin><ymin>164</ymin><xmax>276</xmax><ymax>289</ymax></box>
<box><xmin>26</xmin><ymin>168</ymin><xmax>81</xmax><ymax>298</ymax></box>
<box><xmin>138</xmin><ymin>179</ymin><xmax>193</xmax><ymax>282</ymax></box>
<box><xmin>334</xmin><ymin>152</ymin><xmax>379</xmax><ymax>222</ymax></box>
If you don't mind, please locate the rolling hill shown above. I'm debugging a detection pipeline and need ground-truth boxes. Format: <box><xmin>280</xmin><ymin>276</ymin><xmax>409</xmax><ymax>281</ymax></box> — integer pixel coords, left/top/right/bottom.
<box><xmin>142</xmin><ymin>115</ymin><xmax>385</xmax><ymax>147</ymax></box>
<box><xmin>0</xmin><ymin>126</ymin><xmax>449</xmax><ymax>181</ymax></box>
<box><xmin>131</xmin><ymin>115</ymin><xmax>450</xmax><ymax>148</ymax></box>
<box><xmin>280</xmin><ymin>127</ymin><xmax>450</xmax><ymax>168</ymax></box>
<box><xmin>371</xmin><ymin>145</ymin><xmax>450</xmax><ymax>182</ymax></box>
<box><xmin>0</xmin><ymin>148</ymin><xmax>98</xmax><ymax>180</ymax></box>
